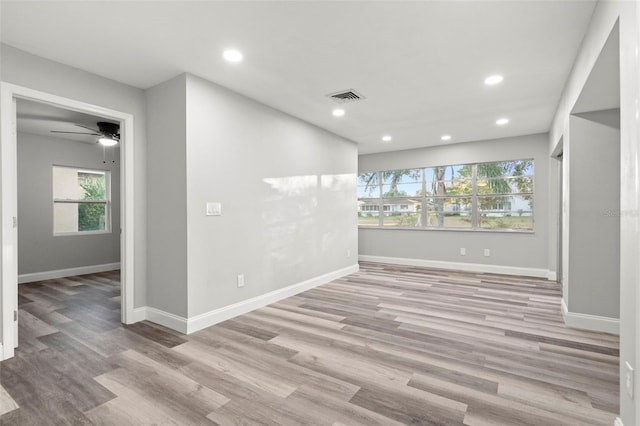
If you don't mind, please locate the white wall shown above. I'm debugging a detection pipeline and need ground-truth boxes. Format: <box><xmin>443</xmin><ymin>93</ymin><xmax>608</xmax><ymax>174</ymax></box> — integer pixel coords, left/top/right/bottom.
<box><xmin>144</xmin><ymin>73</ymin><xmax>358</xmax><ymax>325</ymax></box>
<box><xmin>17</xmin><ymin>132</ymin><xmax>120</xmax><ymax>276</ymax></box>
<box><xmin>185</xmin><ymin>74</ymin><xmax>358</xmax><ymax>318</ymax></box>
<box><xmin>565</xmin><ymin>114</ymin><xmax>620</xmax><ymax>319</ymax></box>
<box><xmin>358</xmin><ymin>133</ymin><xmax>552</xmax><ymax>277</ymax></box>
<box><xmin>145</xmin><ymin>74</ymin><xmax>188</xmax><ymax>317</ymax></box>
<box><xmin>1</xmin><ymin>44</ymin><xmax>147</xmax><ymax>307</ymax></box>
<box><xmin>548</xmin><ymin>2</ymin><xmax>639</xmax><ymax>423</ymax></box>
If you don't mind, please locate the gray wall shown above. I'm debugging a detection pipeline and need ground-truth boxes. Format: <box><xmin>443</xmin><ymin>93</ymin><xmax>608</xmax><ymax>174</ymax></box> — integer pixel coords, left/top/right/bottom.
<box><xmin>144</xmin><ymin>73</ymin><xmax>359</xmax><ymax>319</ymax></box>
<box><xmin>1</xmin><ymin>44</ymin><xmax>148</xmax><ymax>308</ymax></box>
<box><xmin>566</xmin><ymin>113</ymin><xmax>620</xmax><ymax>318</ymax></box>
<box><xmin>146</xmin><ymin>74</ymin><xmax>189</xmax><ymax>317</ymax></box>
<box><xmin>17</xmin><ymin>132</ymin><xmax>120</xmax><ymax>275</ymax></box>
<box><xmin>358</xmin><ymin>133</ymin><xmax>552</xmax><ymax>273</ymax></box>
<box><xmin>548</xmin><ymin>2</ymin><xmax>638</xmax><ymax>422</ymax></box>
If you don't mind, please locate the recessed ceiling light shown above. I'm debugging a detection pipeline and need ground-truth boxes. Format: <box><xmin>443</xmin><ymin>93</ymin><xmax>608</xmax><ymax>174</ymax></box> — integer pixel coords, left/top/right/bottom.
<box><xmin>441</xmin><ymin>134</ymin><xmax>452</xmax><ymax>141</ymax></box>
<box><xmin>381</xmin><ymin>135</ymin><xmax>392</xmax><ymax>142</ymax></box>
<box><xmin>485</xmin><ymin>74</ymin><xmax>504</xmax><ymax>85</ymax></box>
<box><xmin>332</xmin><ymin>108</ymin><xmax>345</xmax><ymax>117</ymax></box>
<box><xmin>223</xmin><ymin>49</ymin><xmax>243</xmax><ymax>63</ymax></box>
<box><xmin>496</xmin><ymin>117</ymin><xmax>509</xmax><ymax>126</ymax></box>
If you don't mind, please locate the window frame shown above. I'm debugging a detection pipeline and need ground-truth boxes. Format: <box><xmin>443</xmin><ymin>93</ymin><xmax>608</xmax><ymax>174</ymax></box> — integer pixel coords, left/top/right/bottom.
<box><xmin>357</xmin><ymin>158</ymin><xmax>534</xmax><ymax>232</ymax></box>
<box><xmin>52</xmin><ymin>165</ymin><xmax>112</xmax><ymax>236</ymax></box>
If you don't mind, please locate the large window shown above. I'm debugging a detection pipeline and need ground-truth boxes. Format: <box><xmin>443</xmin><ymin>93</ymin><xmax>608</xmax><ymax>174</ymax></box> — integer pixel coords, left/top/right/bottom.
<box><xmin>358</xmin><ymin>159</ymin><xmax>533</xmax><ymax>231</ymax></box>
<box><xmin>53</xmin><ymin>166</ymin><xmax>111</xmax><ymax>235</ymax></box>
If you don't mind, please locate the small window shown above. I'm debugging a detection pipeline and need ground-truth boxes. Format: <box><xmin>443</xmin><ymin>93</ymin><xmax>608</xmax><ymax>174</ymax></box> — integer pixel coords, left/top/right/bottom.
<box><xmin>53</xmin><ymin>166</ymin><xmax>111</xmax><ymax>235</ymax></box>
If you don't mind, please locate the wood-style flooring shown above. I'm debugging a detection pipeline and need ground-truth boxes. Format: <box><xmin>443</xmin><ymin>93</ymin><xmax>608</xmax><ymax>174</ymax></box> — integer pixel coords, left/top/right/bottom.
<box><xmin>0</xmin><ymin>263</ymin><xmax>619</xmax><ymax>425</ymax></box>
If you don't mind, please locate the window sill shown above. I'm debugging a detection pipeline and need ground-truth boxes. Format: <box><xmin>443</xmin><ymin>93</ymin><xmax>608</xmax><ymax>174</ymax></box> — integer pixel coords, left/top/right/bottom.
<box><xmin>358</xmin><ymin>226</ymin><xmax>535</xmax><ymax>234</ymax></box>
<box><xmin>54</xmin><ymin>230</ymin><xmax>112</xmax><ymax>237</ymax></box>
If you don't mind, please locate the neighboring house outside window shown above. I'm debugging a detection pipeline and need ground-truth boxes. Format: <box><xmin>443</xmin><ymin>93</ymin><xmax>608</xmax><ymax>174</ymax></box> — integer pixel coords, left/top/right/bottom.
<box><xmin>357</xmin><ymin>159</ymin><xmax>533</xmax><ymax>231</ymax></box>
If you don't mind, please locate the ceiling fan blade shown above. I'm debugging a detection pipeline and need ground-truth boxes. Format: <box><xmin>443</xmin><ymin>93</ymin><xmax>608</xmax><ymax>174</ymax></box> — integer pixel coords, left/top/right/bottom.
<box><xmin>74</xmin><ymin>124</ymin><xmax>100</xmax><ymax>133</ymax></box>
<box><xmin>51</xmin><ymin>131</ymin><xmax>101</xmax><ymax>135</ymax></box>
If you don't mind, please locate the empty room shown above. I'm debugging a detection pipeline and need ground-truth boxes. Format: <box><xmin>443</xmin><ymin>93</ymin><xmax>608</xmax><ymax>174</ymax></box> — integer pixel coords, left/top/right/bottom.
<box><xmin>0</xmin><ymin>1</ymin><xmax>638</xmax><ymax>425</ymax></box>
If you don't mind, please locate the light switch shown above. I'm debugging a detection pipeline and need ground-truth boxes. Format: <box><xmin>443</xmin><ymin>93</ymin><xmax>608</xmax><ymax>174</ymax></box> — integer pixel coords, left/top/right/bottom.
<box><xmin>206</xmin><ymin>202</ymin><xmax>222</xmax><ymax>216</ymax></box>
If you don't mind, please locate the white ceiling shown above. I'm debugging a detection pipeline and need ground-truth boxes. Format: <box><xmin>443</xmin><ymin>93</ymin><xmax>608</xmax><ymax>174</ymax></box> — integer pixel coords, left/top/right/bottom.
<box><xmin>1</xmin><ymin>1</ymin><xmax>597</xmax><ymax>154</ymax></box>
<box><xmin>16</xmin><ymin>99</ymin><xmax>118</xmax><ymax>144</ymax></box>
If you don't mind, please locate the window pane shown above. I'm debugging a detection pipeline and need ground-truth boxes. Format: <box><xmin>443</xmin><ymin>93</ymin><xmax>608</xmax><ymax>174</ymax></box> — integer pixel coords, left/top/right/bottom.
<box><xmin>78</xmin><ymin>171</ymin><xmax>107</xmax><ymax>201</ymax></box>
<box><xmin>426</xmin><ymin>197</ymin><xmax>472</xmax><ymax>228</ymax></box>
<box><xmin>477</xmin><ymin>176</ymin><xmax>533</xmax><ymax>195</ymax></box>
<box><xmin>357</xmin><ymin>185</ymin><xmax>378</xmax><ymax>198</ymax></box>
<box><xmin>478</xmin><ymin>160</ymin><xmax>534</xmax><ymax>179</ymax></box>
<box><xmin>357</xmin><ymin>172</ymin><xmax>379</xmax><ymax>198</ymax></box>
<box><xmin>382</xmin><ymin>198</ymin><xmax>422</xmax><ymax>227</ymax></box>
<box><xmin>426</xmin><ymin>165</ymin><xmax>472</xmax><ymax>196</ymax></box>
<box><xmin>425</xmin><ymin>164</ymin><xmax>469</xmax><ymax>182</ymax></box>
<box><xmin>382</xmin><ymin>182</ymin><xmax>423</xmax><ymax>198</ymax></box>
<box><xmin>54</xmin><ymin>202</ymin><xmax>107</xmax><ymax>233</ymax></box>
<box><xmin>477</xmin><ymin>195</ymin><xmax>533</xmax><ymax>230</ymax></box>
<box><xmin>358</xmin><ymin>199</ymin><xmax>380</xmax><ymax>226</ymax></box>
<box><xmin>426</xmin><ymin>179</ymin><xmax>473</xmax><ymax>196</ymax></box>
<box><xmin>382</xmin><ymin>169</ymin><xmax>422</xmax><ymax>185</ymax></box>
<box><xmin>53</xmin><ymin>202</ymin><xmax>78</xmax><ymax>233</ymax></box>
<box><xmin>53</xmin><ymin>166</ymin><xmax>81</xmax><ymax>199</ymax></box>
<box><xmin>78</xmin><ymin>202</ymin><xmax>107</xmax><ymax>231</ymax></box>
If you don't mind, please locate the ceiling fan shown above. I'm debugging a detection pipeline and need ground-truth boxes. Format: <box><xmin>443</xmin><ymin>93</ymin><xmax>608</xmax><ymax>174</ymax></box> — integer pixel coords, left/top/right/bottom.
<box><xmin>51</xmin><ymin>121</ymin><xmax>120</xmax><ymax>146</ymax></box>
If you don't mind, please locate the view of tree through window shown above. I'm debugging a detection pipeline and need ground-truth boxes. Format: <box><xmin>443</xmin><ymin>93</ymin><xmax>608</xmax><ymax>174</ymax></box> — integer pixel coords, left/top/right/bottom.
<box><xmin>53</xmin><ymin>166</ymin><xmax>110</xmax><ymax>234</ymax></box>
<box><xmin>357</xmin><ymin>159</ymin><xmax>533</xmax><ymax>231</ymax></box>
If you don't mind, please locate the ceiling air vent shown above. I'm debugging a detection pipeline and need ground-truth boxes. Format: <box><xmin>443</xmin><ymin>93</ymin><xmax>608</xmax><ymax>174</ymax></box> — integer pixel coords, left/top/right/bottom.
<box><xmin>327</xmin><ymin>89</ymin><xmax>365</xmax><ymax>103</ymax></box>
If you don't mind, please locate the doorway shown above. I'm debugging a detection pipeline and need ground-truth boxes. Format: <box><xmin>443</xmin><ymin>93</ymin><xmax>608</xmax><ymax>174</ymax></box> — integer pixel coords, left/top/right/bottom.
<box><xmin>0</xmin><ymin>83</ymin><xmax>136</xmax><ymax>360</ymax></box>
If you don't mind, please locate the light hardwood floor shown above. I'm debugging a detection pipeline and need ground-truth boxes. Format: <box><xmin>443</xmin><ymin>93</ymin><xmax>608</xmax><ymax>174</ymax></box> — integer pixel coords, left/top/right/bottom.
<box><xmin>0</xmin><ymin>262</ymin><xmax>619</xmax><ymax>425</ymax></box>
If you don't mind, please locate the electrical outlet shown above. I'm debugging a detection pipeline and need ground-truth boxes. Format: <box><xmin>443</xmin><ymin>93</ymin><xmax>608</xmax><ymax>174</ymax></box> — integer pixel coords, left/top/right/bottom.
<box><xmin>484</xmin><ymin>248</ymin><xmax>490</xmax><ymax>257</ymax></box>
<box><xmin>237</xmin><ymin>274</ymin><xmax>245</xmax><ymax>288</ymax></box>
<box><xmin>626</xmin><ymin>362</ymin><xmax>634</xmax><ymax>399</ymax></box>
<box><xmin>460</xmin><ymin>248</ymin><xmax>466</xmax><ymax>256</ymax></box>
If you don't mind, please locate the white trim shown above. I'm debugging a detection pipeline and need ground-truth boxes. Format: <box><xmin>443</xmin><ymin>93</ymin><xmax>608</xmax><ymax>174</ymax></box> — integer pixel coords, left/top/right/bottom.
<box><xmin>130</xmin><ymin>307</ymin><xmax>147</xmax><ymax>324</ymax></box>
<box><xmin>18</xmin><ymin>263</ymin><xmax>121</xmax><ymax>284</ymax></box>
<box><xmin>146</xmin><ymin>307</ymin><xmax>188</xmax><ymax>334</ymax></box>
<box><xmin>547</xmin><ymin>270</ymin><xmax>558</xmax><ymax>281</ymax></box>
<box><xmin>1</xmin><ymin>88</ymin><xmax>18</xmax><ymax>361</ymax></box>
<box><xmin>562</xmin><ymin>298</ymin><xmax>619</xmax><ymax>334</ymax></box>
<box><xmin>131</xmin><ymin>264</ymin><xmax>360</xmax><ymax>335</ymax></box>
<box><xmin>614</xmin><ymin>417</ymin><xmax>623</xmax><ymax>426</ymax></box>
<box><xmin>0</xmin><ymin>83</ymin><xmax>137</xmax><ymax>360</ymax></box>
<box><xmin>186</xmin><ymin>264</ymin><xmax>359</xmax><ymax>334</ymax></box>
<box><xmin>358</xmin><ymin>255</ymin><xmax>551</xmax><ymax>279</ymax></box>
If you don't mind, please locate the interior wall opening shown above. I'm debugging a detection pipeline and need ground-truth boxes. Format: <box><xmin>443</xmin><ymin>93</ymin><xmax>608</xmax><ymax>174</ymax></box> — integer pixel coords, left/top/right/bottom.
<box><xmin>14</xmin><ymin>98</ymin><xmax>123</xmax><ymax>349</ymax></box>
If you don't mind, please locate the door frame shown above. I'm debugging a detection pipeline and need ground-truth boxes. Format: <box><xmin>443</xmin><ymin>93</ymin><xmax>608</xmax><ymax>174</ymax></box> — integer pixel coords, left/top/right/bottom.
<box><xmin>0</xmin><ymin>82</ymin><xmax>136</xmax><ymax>360</ymax></box>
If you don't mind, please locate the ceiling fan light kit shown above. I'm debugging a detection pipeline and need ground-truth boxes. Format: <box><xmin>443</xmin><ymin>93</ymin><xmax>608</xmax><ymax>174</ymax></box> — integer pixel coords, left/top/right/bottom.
<box><xmin>98</xmin><ymin>136</ymin><xmax>118</xmax><ymax>146</ymax></box>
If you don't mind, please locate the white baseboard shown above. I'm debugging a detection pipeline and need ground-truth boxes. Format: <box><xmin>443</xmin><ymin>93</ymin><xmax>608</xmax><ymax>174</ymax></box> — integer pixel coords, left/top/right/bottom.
<box><xmin>145</xmin><ymin>307</ymin><xmax>188</xmax><ymax>334</ymax></box>
<box><xmin>129</xmin><ymin>307</ymin><xmax>148</xmax><ymax>324</ymax></box>
<box><xmin>132</xmin><ymin>264</ymin><xmax>359</xmax><ymax>335</ymax></box>
<box><xmin>18</xmin><ymin>263</ymin><xmax>121</xmax><ymax>284</ymax></box>
<box><xmin>561</xmin><ymin>298</ymin><xmax>619</xmax><ymax>334</ymax></box>
<box><xmin>358</xmin><ymin>255</ymin><xmax>552</xmax><ymax>279</ymax></box>
<box><xmin>186</xmin><ymin>264</ymin><xmax>359</xmax><ymax>334</ymax></box>
<box><xmin>614</xmin><ymin>417</ymin><xmax>623</xmax><ymax>426</ymax></box>
<box><xmin>547</xmin><ymin>270</ymin><xmax>558</xmax><ymax>281</ymax></box>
